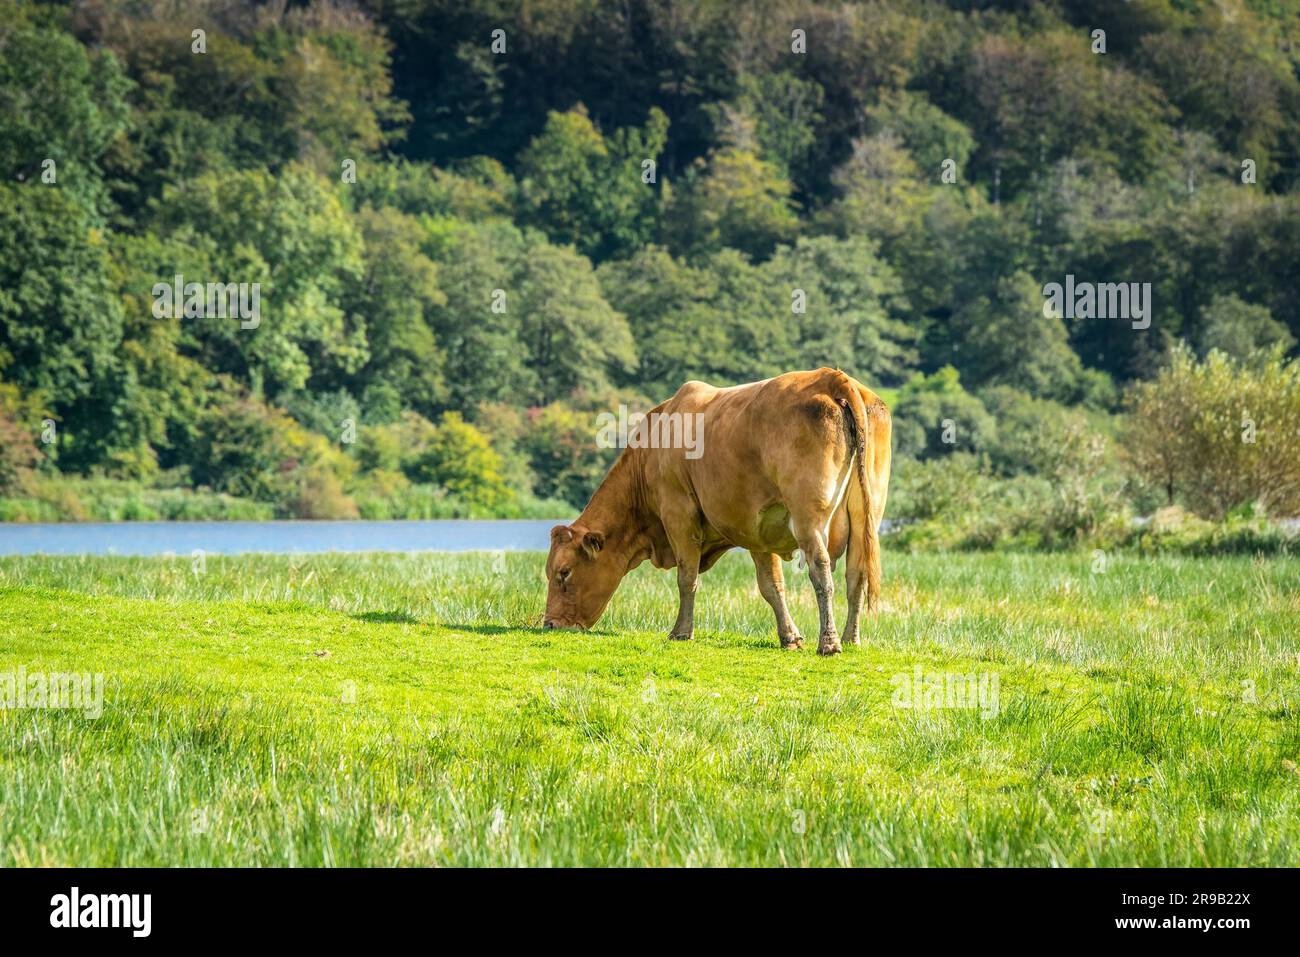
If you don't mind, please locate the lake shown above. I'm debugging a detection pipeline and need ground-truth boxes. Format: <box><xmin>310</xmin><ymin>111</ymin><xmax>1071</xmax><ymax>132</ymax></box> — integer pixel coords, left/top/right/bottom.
<box><xmin>0</xmin><ymin>519</ymin><xmax>573</xmax><ymax>556</ymax></box>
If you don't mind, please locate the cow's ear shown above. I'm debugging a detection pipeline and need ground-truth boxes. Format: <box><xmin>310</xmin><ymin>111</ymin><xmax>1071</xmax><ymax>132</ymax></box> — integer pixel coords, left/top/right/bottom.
<box><xmin>550</xmin><ymin>524</ymin><xmax>574</xmax><ymax>545</ymax></box>
<box><xmin>581</xmin><ymin>530</ymin><xmax>604</xmax><ymax>559</ymax></box>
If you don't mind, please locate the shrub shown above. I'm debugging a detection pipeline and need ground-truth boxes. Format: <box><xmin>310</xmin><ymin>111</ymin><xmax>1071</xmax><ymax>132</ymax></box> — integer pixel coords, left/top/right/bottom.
<box><xmin>0</xmin><ymin>475</ymin><xmax>275</xmax><ymax>521</ymax></box>
<box><xmin>405</xmin><ymin>412</ymin><xmax>512</xmax><ymax>509</ymax></box>
<box><xmin>190</xmin><ymin>394</ymin><xmax>300</xmax><ymax>501</ymax></box>
<box><xmin>1125</xmin><ymin>346</ymin><xmax>1300</xmax><ymax>518</ymax></box>
<box><xmin>979</xmin><ymin>386</ymin><xmax>1095</xmax><ymax>476</ymax></box>
<box><xmin>277</xmin><ymin>389</ymin><xmax>362</xmax><ymax>443</ymax></box>
<box><xmin>354</xmin><ymin>422</ymin><xmax>404</xmax><ymax>473</ymax></box>
<box><xmin>1125</xmin><ymin>505</ymin><xmax>1294</xmax><ymax>557</ymax></box>
<box><xmin>892</xmin><ymin>367</ymin><xmax>996</xmax><ymax>460</ymax></box>
<box><xmin>0</xmin><ymin>406</ymin><xmax>41</xmax><ymax>495</ymax></box>
<box><xmin>518</xmin><ymin>402</ymin><xmax>616</xmax><ymax>508</ymax></box>
<box><xmin>190</xmin><ymin>389</ymin><xmax>357</xmax><ymax>516</ymax></box>
<box><xmin>471</xmin><ymin>402</ymin><xmax>536</xmax><ymax>496</ymax></box>
<box><xmin>0</xmin><ymin>382</ymin><xmax>45</xmax><ymax>495</ymax></box>
<box><xmin>888</xmin><ymin>450</ymin><xmax>1130</xmax><ymax>552</ymax></box>
<box><xmin>287</xmin><ymin>464</ymin><xmax>360</xmax><ymax>519</ymax></box>
<box><xmin>887</xmin><ymin>453</ymin><xmax>985</xmax><ymax>522</ymax></box>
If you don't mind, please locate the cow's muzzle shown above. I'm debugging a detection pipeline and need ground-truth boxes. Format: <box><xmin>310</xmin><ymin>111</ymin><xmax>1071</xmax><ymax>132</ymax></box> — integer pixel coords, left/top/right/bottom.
<box><xmin>542</xmin><ymin>618</ymin><xmax>585</xmax><ymax>630</ymax></box>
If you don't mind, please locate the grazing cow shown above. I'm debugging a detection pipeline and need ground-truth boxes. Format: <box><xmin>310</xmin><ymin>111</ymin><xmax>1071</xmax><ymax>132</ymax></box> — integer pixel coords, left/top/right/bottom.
<box><xmin>543</xmin><ymin>368</ymin><xmax>891</xmax><ymax>655</ymax></box>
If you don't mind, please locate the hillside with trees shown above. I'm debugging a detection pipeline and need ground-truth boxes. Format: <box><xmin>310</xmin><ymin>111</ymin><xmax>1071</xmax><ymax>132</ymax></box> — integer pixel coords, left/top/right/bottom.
<box><xmin>1</xmin><ymin>0</ymin><xmax>1298</xmax><ymax>543</ymax></box>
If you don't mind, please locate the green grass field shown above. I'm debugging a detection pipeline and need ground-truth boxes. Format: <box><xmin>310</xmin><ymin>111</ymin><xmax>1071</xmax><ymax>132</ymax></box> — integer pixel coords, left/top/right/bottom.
<box><xmin>1</xmin><ymin>549</ymin><xmax>1298</xmax><ymax>866</ymax></box>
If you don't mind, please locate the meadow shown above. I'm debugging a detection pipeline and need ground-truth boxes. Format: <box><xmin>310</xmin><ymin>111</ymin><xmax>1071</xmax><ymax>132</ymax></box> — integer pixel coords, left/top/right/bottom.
<box><xmin>1</xmin><ymin>548</ymin><xmax>1298</xmax><ymax>867</ymax></box>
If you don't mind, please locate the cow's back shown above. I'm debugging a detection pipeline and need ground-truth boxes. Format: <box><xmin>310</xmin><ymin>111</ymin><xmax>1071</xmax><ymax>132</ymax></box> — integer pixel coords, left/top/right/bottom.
<box><xmin>642</xmin><ymin>370</ymin><xmax>877</xmax><ymax>554</ymax></box>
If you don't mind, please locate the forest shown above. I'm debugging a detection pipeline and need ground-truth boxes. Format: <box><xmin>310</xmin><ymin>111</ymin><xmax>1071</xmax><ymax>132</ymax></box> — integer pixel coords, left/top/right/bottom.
<box><xmin>1</xmin><ymin>0</ymin><xmax>1298</xmax><ymax>548</ymax></box>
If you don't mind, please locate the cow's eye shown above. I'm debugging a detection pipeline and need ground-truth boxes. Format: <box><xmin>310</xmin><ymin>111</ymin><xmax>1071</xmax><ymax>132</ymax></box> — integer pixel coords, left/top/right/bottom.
<box><xmin>557</xmin><ymin>568</ymin><xmax>572</xmax><ymax>584</ymax></box>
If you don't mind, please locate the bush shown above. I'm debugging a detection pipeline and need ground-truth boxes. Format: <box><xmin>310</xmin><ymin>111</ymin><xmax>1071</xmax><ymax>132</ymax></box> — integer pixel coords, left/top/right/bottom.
<box><xmin>892</xmin><ymin>366</ymin><xmax>996</xmax><ymax>460</ymax></box>
<box><xmin>887</xmin><ymin>452</ymin><xmax>985</xmax><ymax>522</ymax></box>
<box><xmin>518</xmin><ymin>402</ymin><xmax>616</xmax><ymax>508</ymax></box>
<box><xmin>190</xmin><ymin>389</ymin><xmax>358</xmax><ymax>517</ymax></box>
<box><xmin>887</xmin><ymin>451</ymin><xmax>1130</xmax><ymax>552</ymax></box>
<box><xmin>277</xmin><ymin>389</ymin><xmax>362</xmax><ymax>444</ymax></box>
<box><xmin>190</xmin><ymin>394</ymin><xmax>301</xmax><ymax>501</ymax></box>
<box><xmin>287</xmin><ymin>464</ymin><xmax>360</xmax><ymax>519</ymax></box>
<box><xmin>0</xmin><ymin>382</ymin><xmax>45</xmax><ymax>495</ymax></box>
<box><xmin>471</xmin><ymin>402</ymin><xmax>536</xmax><ymax>497</ymax></box>
<box><xmin>353</xmin><ymin>422</ymin><xmax>405</xmax><ymax>473</ymax></box>
<box><xmin>0</xmin><ymin>475</ymin><xmax>274</xmax><ymax>521</ymax></box>
<box><xmin>979</xmin><ymin>386</ymin><xmax>1097</xmax><ymax>476</ymax></box>
<box><xmin>404</xmin><ymin>412</ymin><xmax>512</xmax><ymax>509</ymax></box>
<box><xmin>0</xmin><ymin>407</ymin><xmax>41</xmax><ymax>495</ymax></box>
<box><xmin>350</xmin><ymin>476</ymin><xmax>568</xmax><ymax>519</ymax></box>
<box><xmin>1125</xmin><ymin>346</ymin><xmax>1300</xmax><ymax>518</ymax></box>
<box><xmin>1124</xmin><ymin>505</ymin><xmax>1294</xmax><ymax>557</ymax></box>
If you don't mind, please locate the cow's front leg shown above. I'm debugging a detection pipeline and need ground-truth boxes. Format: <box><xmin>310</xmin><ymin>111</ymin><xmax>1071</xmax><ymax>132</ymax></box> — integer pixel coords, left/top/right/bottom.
<box><xmin>751</xmin><ymin>551</ymin><xmax>802</xmax><ymax>649</ymax></box>
<box><xmin>667</xmin><ymin>551</ymin><xmax>700</xmax><ymax>641</ymax></box>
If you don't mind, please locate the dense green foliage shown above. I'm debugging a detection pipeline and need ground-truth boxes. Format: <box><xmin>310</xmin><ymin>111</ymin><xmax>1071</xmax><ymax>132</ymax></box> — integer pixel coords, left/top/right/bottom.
<box><xmin>3</xmin><ymin>549</ymin><xmax>1298</xmax><ymax>864</ymax></box>
<box><xmin>2</xmin><ymin>0</ymin><xmax>1298</xmax><ymax>521</ymax></box>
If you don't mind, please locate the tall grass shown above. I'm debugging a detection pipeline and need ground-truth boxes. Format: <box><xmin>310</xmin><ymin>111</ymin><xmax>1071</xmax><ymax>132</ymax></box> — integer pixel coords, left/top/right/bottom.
<box><xmin>1</xmin><ymin>550</ymin><xmax>1297</xmax><ymax>866</ymax></box>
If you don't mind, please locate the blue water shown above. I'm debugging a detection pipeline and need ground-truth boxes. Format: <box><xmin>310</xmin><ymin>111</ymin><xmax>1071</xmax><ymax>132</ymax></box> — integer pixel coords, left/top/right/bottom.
<box><xmin>0</xmin><ymin>519</ymin><xmax>572</xmax><ymax>556</ymax></box>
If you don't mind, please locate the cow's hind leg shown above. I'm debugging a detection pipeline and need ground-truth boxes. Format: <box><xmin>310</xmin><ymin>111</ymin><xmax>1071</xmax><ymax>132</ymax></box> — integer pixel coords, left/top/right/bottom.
<box><xmin>844</xmin><ymin>515</ymin><xmax>882</xmax><ymax>647</ymax></box>
<box><xmin>791</xmin><ymin>519</ymin><xmax>840</xmax><ymax>656</ymax></box>
<box><xmin>843</xmin><ymin>477</ymin><xmax>868</xmax><ymax>647</ymax></box>
<box><xmin>751</xmin><ymin>551</ymin><xmax>802</xmax><ymax>650</ymax></box>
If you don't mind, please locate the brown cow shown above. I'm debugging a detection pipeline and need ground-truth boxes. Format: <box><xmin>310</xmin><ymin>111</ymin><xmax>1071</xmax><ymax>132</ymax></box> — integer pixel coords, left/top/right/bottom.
<box><xmin>543</xmin><ymin>368</ymin><xmax>891</xmax><ymax>655</ymax></box>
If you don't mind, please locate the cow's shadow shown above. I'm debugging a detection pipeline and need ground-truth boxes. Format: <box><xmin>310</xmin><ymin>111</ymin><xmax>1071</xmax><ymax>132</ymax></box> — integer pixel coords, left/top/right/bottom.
<box><xmin>442</xmin><ymin>623</ymin><xmax>616</xmax><ymax>637</ymax></box>
<box><xmin>352</xmin><ymin>610</ymin><xmax>419</xmax><ymax>624</ymax></box>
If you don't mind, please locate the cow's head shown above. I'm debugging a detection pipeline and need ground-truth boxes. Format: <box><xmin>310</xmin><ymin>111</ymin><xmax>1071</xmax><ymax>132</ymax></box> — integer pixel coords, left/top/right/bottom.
<box><xmin>542</xmin><ymin>523</ymin><xmax>623</xmax><ymax>629</ymax></box>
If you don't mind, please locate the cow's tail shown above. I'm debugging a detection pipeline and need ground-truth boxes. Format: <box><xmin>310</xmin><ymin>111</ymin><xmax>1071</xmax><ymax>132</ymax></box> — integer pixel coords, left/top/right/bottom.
<box><xmin>834</xmin><ymin>372</ymin><xmax>881</xmax><ymax>611</ymax></box>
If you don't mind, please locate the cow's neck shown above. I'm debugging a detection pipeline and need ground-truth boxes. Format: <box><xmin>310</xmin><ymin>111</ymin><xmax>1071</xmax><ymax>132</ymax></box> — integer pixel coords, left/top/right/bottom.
<box><xmin>578</xmin><ymin>450</ymin><xmax>668</xmax><ymax>570</ymax></box>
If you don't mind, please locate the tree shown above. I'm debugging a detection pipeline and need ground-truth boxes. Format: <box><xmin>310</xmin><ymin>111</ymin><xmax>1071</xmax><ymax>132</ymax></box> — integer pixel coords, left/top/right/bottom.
<box><xmin>822</xmin><ymin>132</ymin><xmax>931</xmax><ymax>247</ymax></box>
<box><xmin>0</xmin><ymin>8</ymin><xmax>130</xmax><ymax>212</ymax></box>
<box><xmin>964</xmin><ymin>31</ymin><xmax>1173</xmax><ymax>197</ymax></box>
<box><xmin>1140</xmin><ymin>15</ymin><xmax>1298</xmax><ymax>189</ymax></box>
<box><xmin>665</xmin><ymin>136</ymin><xmax>799</xmax><ymax>260</ymax></box>
<box><xmin>347</xmin><ymin>205</ymin><xmax>447</xmax><ymax>416</ymax></box>
<box><xmin>949</xmin><ymin>271</ymin><xmax>1083</xmax><ymax>400</ymax></box>
<box><xmin>513</xmin><ymin>240</ymin><xmax>637</xmax><ymax>406</ymax></box>
<box><xmin>865</xmin><ymin>90</ymin><xmax>975</xmax><ymax>180</ymax></box>
<box><xmin>149</xmin><ymin>164</ymin><xmax>367</xmax><ymax>395</ymax></box>
<box><xmin>1195</xmin><ymin>294</ymin><xmax>1295</xmax><ymax>361</ymax></box>
<box><xmin>519</xmin><ymin>403</ymin><xmax>615</xmax><ymax>508</ymax></box>
<box><xmin>352</xmin><ymin>157</ymin><xmax>515</xmax><ymax>221</ymax></box>
<box><xmin>598</xmin><ymin>247</ymin><xmax>727</xmax><ymax>397</ymax></box>
<box><xmin>425</xmin><ymin>221</ymin><xmax>530</xmax><ymax>411</ymax></box>
<box><xmin>516</xmin><ymin>106</ymin><xmax>667</xmax><ymax>261</ymax></box>
<box><xmin>763</xmin><ymin>236</ymin><xmax>917</xmax><ymax>385</ymax></box>
<box><xmin>728</xmin><ymin>73</ymin><xmax>825</xmax><ymax>182</ymax></box>
<box><xmin>274</xmin><ymin>21</ymin><xmax>411</xmax><ymax>164</ymax></box>
<box><xmin>0</xmin><ymin>185</ymin><xmax>126</xmax><ymax>469</ymax></box>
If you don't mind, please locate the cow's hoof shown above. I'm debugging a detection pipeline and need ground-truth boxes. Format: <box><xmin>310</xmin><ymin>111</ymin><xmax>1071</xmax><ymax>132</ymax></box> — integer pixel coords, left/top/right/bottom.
<box><xmin>817</xmin><ymin>634</ymin><xmax>842</xmax><ymax>656</ymax></box>
<box><xmin>781</xmin><ymin>636</ymin><xmax>804</xmax><ymax>651</ymax></box>
<box><xmin>667</xmin><ymin>630</ymin><xmax>693</xmax><ymax>642</ymax></box>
